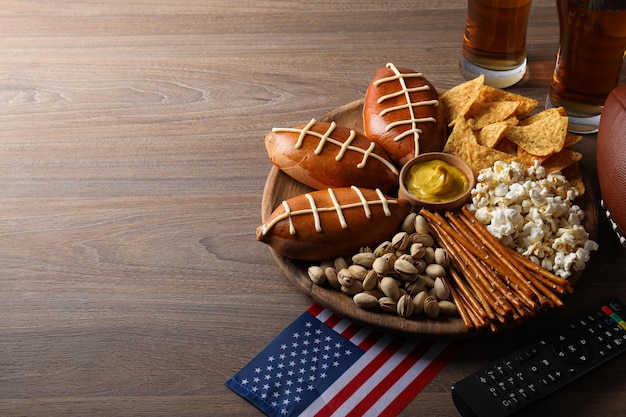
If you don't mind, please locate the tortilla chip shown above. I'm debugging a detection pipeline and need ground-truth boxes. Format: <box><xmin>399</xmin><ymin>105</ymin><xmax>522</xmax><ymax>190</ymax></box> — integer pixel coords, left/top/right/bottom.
<box><xmin>564</xmin><ymin>133</ymin><xmax>583</xmax><ymax>147</ymax></box>
<box><xmin>477</xmin><ymin>85</ymin><xmax>538</xmax><ymax>119</ymax></box>
<box><xmin>476</xmin><ymin>121</ymin><xmax>509</xmax><ymax>148</ymax></box>
<box><xmin>445</xmin><ymin>116</ymin><xmax>516</xmax><ymax>175</ymax></box>
<box><xmin>494</xmin><ymin>138</ymin><xmax>518</xmax><ymax>155</ymax></box>
<box><xmin>541</xmin><ymin>148</ymin><xmax>583</xmax><ymax>173</ymax></box>
<box><xmin>467</xmin><ymin>101</ymin><xmax>520</xmax><ymax>130</ymax></box>
<box><xmin>516</xmin><ymin>147</ymin><xmax>551</xmax><ymax>167</ymax></box>
<box><xmin>441</xmin><ymin>75</ymin><xmax>484</xmax><ymax>126</ymax></box>
<box><xmin>505</xmin><ymin>112</ymin><xmax>568</xmax><ymax>156</ymax></box>
<box><xmin>519</xmin><ymin>107</ymin><xmax>563</xmax><ymax>126</ymax></box>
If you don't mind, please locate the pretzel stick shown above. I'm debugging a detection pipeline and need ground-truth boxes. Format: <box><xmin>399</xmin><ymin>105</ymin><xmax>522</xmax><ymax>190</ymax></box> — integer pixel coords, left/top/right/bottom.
<box><xmin>445</xmin><ymin>211</ymin><xmax>534</xmax><ymax>298</ymax></box>
<box><xmin>426</xmin><ymin>213</ymin><xmax>505</xmax><ymax>321</ymax></box>
<box><xmin>449</xmin><ymin>266</ymin><xmax>488</xmax><ymax>324</ymax></box>
<box><xmin>448</xmin><ymin>280</ymin><xmax>476</xmax><ymax>330</ymax></box>
<box><xmin>429</xmin><ymin>210</ymin><xmax>534</xmax><ymax>316</ymax></box>
<box><xmin>503</xmin><ymin>245</ymin><xmax>574</xmax><ymax>293</ymax></box>
<box><xmin>452</xmin><ymin>210</ymin><xmax>549</xmax><ymax>306</ymax></box>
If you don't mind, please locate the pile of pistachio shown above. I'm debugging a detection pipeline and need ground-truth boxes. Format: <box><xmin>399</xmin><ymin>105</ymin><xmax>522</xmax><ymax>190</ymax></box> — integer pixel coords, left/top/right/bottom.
<box><xmin>307</xmin><ymin>213</ymin><xmax>459</xmax><ymax>320</ymax></box>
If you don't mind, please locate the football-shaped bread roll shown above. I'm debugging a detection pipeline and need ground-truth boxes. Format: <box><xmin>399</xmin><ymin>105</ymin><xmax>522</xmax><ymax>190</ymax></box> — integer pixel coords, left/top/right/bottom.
<box><xmin>265</xmin><ymin>119</ymin><xmax>399</xmax><ymax>195</ymax></box>
<box><xmin>364</xmin><ymin>63</ymin><xmax>446</xmax><ymax>166</ymax></box>
<box><xmin>256</xmin><ymin>186</ymin><xmax>411</xmax><ymax>260</ymax></box>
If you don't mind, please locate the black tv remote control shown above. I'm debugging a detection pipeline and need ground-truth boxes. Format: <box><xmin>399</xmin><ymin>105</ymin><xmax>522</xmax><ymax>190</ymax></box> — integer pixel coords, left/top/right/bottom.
<box><xmin>451</xmin><ymin>299</ymin><xmax>626</xmax><ymax>417</ymax></box>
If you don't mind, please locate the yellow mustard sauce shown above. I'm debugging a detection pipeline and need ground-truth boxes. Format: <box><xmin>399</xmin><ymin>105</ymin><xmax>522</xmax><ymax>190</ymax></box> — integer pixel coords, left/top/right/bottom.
<box><xmin>404</xmin><ymin>159</ymin><xmax>469</xmax><ymax>203</ymax></box>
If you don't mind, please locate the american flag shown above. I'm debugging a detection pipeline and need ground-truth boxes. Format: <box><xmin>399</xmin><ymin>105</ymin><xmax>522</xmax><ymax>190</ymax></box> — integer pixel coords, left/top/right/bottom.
<box><xmin>226</xmin><ymin>304</ymin><xmax>461</xmax><ymax>417</ymax></box>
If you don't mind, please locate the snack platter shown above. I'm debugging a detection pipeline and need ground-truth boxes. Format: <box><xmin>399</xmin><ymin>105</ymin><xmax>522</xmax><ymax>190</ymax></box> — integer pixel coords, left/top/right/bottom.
<box><xmin>261</xmin><ymin>98</ymin><xmax>598</xmax><ymax>337</ymax></box>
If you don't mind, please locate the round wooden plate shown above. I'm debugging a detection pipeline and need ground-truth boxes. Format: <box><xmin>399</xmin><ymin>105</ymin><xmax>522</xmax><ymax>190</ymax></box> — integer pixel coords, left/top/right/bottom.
<box><xmin>261</xmin><ymin>99</ymin><xmax>598</xmax><ymax>337</ymax></box>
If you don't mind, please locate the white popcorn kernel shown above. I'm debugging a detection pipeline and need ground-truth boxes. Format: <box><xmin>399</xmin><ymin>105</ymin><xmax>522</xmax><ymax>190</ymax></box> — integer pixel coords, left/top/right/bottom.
<box><xmin>474</xmin><ymin>207</ymin><xmax>492</xmax><ymax>224</ymax></box>
<box><xmin>467</xmin><ymin>160</ymin><xmax>598</xmax><ymax>278</ymax></box>
<box><xmin>529</xmin><ymin>188</ymin><xmax>547</xmax><ymax>207</ymax></box>
<box><xmin>584</xmin><ymin>240</ymin><xmax>599</xmax><ymax>252</ymax></box>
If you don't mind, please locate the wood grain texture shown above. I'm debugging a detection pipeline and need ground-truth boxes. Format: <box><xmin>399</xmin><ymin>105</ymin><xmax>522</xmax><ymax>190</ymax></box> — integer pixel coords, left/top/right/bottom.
<box><xmin>0</xmin><ymin>1</ymin><xmax>624</xmax><ymax>416</ymax></box>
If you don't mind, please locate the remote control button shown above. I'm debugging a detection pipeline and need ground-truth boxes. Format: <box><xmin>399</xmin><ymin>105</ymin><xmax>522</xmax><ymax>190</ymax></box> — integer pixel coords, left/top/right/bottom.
<box><xmin>516</xmin><ymin>386</ymin><xmax>530</xmax><ymax>400</ymax></box>
<box><xmin>515</xmin><ymin>347</ymin><xmax>540</xmax><ymax>364</ymax></box>
<box><xmin>485</xmin><ymin>370</ymin><xmax>498</xmax><ymax>382</ymax></box>
<box><xmin>500</xmin><ymin>398</ymin><xmax>514</xmax><ymax>410</ymax></box>
<box><xmin>602</xmin><ymin>305</ymin><xmax>613</xmax><ymax>316</ymax></box>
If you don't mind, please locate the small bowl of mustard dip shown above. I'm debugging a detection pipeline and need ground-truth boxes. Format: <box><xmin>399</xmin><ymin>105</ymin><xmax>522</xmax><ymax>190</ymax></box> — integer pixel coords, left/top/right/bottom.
<box><xmin>398</xmin><ymin>152</ymin><xmax>475</xmax><ymax>212</ymax></box>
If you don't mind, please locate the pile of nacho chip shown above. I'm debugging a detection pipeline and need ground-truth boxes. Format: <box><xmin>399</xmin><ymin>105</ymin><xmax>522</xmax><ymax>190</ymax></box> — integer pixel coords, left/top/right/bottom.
<box><xmin>440</xmin><ymin>75</ymin><xmax>585</xmax><ymax>195</ymax></box>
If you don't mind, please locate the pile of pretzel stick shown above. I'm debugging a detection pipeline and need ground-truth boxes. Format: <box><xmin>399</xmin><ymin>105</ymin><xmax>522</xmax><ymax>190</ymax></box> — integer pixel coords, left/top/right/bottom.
<box><xmin>420</xmin><ymin>206</ymin><xmax>574</xmax><ymax>332</ymax></box>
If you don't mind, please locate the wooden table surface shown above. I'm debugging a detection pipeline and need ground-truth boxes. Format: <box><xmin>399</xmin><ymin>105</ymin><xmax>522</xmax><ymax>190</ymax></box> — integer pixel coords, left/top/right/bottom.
<box><xmin>1</xmin><ymin>1</ymin><xmax>625</xmax><ymax>416</ymax></box>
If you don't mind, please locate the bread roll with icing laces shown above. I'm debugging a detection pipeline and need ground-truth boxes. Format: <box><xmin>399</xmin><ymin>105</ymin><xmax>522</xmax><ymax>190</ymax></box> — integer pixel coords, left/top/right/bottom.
<box><xmin>265</xmin><ymin>119</ymin><xmax>399</xmax><ymax>195</ymax></box>
<box><xmin>364</xmin><ymin>63</ymin><xmax>447</xmax><ymax>166</ymax></box>
<box><xmin>256</xmin><ymin>186</ymin><xmax>411</xmax><ymax>260</ymax></box>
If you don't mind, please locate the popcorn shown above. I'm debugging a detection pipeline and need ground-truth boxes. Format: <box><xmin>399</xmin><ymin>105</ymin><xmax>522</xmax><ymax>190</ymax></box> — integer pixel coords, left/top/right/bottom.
<box><xmin>467</xmin><ymin>160</ymin><xmax>598</xmax><ymax>278</ymax></box>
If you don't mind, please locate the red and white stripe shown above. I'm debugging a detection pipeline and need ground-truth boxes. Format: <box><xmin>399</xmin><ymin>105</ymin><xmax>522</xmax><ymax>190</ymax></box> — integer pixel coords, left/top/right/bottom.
<box><xmin>303</xmin><ymin>304</ymin><xmax>460</xmax><ymax>417</ymax></box>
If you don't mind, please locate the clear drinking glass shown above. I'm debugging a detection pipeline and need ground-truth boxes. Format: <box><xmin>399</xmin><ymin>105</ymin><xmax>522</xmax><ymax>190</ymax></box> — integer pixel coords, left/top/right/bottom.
<box><xmin>547</xmin><ymin>0</ymin><xmax>626</xmax><ymax>134</ymax></box>
<box><xmin>460</xmin><ymin>0</ymin><xmax>533</xmax><ymax>88</ymax></box>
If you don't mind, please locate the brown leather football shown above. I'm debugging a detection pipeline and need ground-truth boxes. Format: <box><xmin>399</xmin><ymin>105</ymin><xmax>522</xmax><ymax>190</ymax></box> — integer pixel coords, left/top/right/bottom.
<box><xmin>597</xmin><ymin>85</ymin><xmax>626</xmax><ymax>245</ymax></box>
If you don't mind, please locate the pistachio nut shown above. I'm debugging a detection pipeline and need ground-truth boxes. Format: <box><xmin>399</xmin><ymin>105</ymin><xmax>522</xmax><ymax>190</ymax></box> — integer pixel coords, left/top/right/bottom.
<box><xmin>424</xmin><ymin>295</ymin><xmax>440</xmax><ymax>318</ymax></box>
<box><xmin>434</xmin><ymin>247</ymin><xmax>450</xmax><ymax>267</ymax></box>
<box><xmin>362</xmin><ymin>269</ymin><xmax>379</xmax><ymax>291</ymax></box>
<box><xmin>379</xmin><ymin>276</ymin><xmax>400</xmax><ymax>300</ymax></box>
<box><xmin>434</xmin><ymin>277</ymin><xmax>451</xmax><ymax>300</ymax></box>
<box><xmin>333</xmin><ymin>257</ymin><xmax>349</xmax><ymax>271</ymax></box>
<box><xmin>438</xmin><ymin>300</ymin><xmax>458</xmax><ymax>316</ymax></box>
<box><xmin>413</xmin><ymin>258</ymin><xmax>427</xmax><ymax>274</ymax></box>
<box><xmin>425</xmin><ymin>263</ymin><xmax>446</xmax><ymax>279</ymax></box>
<box><xmin>414</xmin><ymin>214</ymin><xmax>431</xmax><ymax>235</ymax></box>
<box><xmin>324</xmin><ymin>267</ymin><xmax>340</xmax><ymax>289</ymax></box>
<box><xmin>373</xmin><ymin>241</ymin><xmax>393</xmax><ymax>257</ymax></box>
<box><xmin>397</xmin><ymin>253</ymin><xmax>414</xmax><ymax>264</ymax></box>
<box><xmin>353</xmin><ymin>292</ymin><xmax>378</xmax><ymax>310</ymax></box>
<box><xmin>411</xmin><ymin>233</ymin><xmax>434</xmax><ymax>247</ymax></box>
<box><xmin>394</xmin><ymin>259</ymin><xmax>418</xmax><ymax>281</ymax></box>
<box><xmin>348</xmin><ymin>264</ymin><xmax>368</xmax><ymax>280</ymax></box>
<box><xmin>337</xmin><ymin>268</ymin><xmax>354</xmax><ymax>287</ymax></box>
<box><xmin>372</xmin><ymin>256</ymin><xmax>389</xmax><ymax>276</ymax></box>
<box><xmin>365</xmin><ymin>288</ymin><xmax>384</xmax><ymax>299</ymax></box>
<box><xmin>392</xmin><ymin>231</ymin><xmax>411</xmax><ymax>251</ymax></box>
<box><xmin>412</xmin><ymin>291</ymin><xmax>428</xmax><ymax>315</ymax></box>
<box><xmin>423</xmin><ymin>246</ymin><xmax>435</xmax><ymax>264</ymax></box>
<box><xmin>378</xmin><ymin>296</ymin><xmax>397</xmax><ymax>313</ymax></box>
<box><xmin>397</xmin><ymin>294</ymin><xmax>415</xmax><ymax>318</ymax></box>
<box><xmin>307</xmin><ymin>265</ymin><xmax>326</xmax><ymax>285</ymax></box>
<box><xmin>381</xmin><ymin>252</ymin><xmax>396</xmax><ymax>270</ymax></box>
<box><xmin>410</xmin><ymin>242</ymin><xmax>426</xmax><ymax>259</ymax></box>
<box><xmin>400</xmin><ymin>212</ymin><xmax>417</xmax><ymax>234</ymax></box>
<box><xmin>352</xmin><ymin>252</ymin><xmax>377</xmax><ymax>268</ymax></box>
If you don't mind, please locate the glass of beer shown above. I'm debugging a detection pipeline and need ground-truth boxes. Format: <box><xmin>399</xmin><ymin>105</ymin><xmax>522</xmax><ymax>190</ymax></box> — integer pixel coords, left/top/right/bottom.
<box><xmin>547</xmin><ymin>0</ymin><xmax>626</xmax><ymax>134</ymax></box>
<box><xmin>460</xmin><ymin>0</ymin><xmax>533</xmax><ymax>88</ymax></box>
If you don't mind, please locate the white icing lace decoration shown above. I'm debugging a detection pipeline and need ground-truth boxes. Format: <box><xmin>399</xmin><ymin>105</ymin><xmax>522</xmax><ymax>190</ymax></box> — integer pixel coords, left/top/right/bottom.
<box><xmin>272</xmin><ymin>119</ymin><xmax>398</xmax><ymax>175</ymax></box>
<box><xmin>373</xmin><ymin>62</ymin><xmax>439</xmax><ymax>156</ymax></box>
<box><xmin>260</xmin><ymin>186</ymin><xmax>399</xmax><ymax>236</ymax></box>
